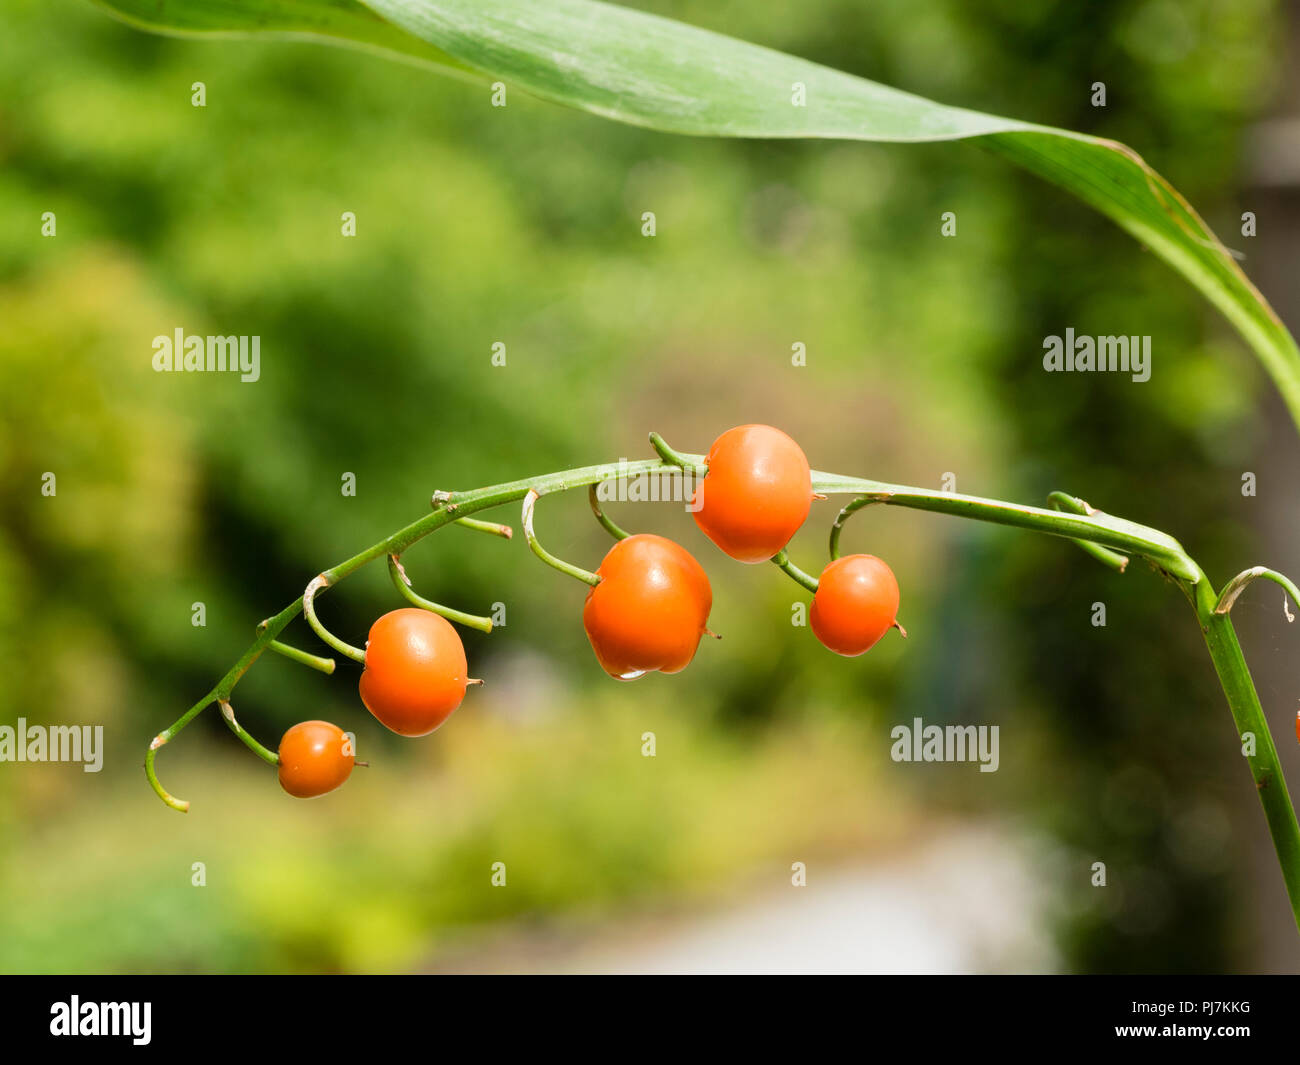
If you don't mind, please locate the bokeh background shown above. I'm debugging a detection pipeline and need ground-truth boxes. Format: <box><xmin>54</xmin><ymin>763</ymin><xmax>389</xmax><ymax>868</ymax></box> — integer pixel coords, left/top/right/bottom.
<box><xmin>2</xmin><ymin>0</ymin><xmax>1298</xmax><ymax>973</ymax></box>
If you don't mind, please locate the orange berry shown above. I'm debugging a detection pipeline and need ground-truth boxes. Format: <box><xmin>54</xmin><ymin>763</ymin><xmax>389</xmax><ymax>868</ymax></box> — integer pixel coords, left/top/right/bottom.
<box><xmin>277</xmin><ymin>720</ymin><xmax>354</xmax><ymax>798</ymax></box>
<box><xmin>359</xmin><ymin>608</ymin><xmax>470</xmax><ymax>736</ymax></box>
<box><xmin>692</xmin><ymin>424</ymin><xmax>812</xmax><ymax>563</ymax></box>
<box><xmin>810</xmin><ymin>554</ymin><xmax>900</xmax><ymax>656</ymax></box>
<box><xmin>582</xmin><ymin>534</ymin><xmax>712</xmax><ymax>679</ymax></box>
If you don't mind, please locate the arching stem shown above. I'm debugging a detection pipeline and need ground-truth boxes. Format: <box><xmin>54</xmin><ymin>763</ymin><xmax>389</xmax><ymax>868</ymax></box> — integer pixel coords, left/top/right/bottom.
<box><xmin>1214</xmin><ymin>566</ymin><xmax>1300</xmax><ymax>620</ymax></box>
<box><xmin>522</xmin><ymin>488</ymin><xmax>601</xmax><ymax>587</ymax></box>
<box><xmin>219</xmin><ymin>700</ymin><xmax>280</xmax><ymax>766</ymax></box>
<box><xmin>829</xmin><ymin>496</ymin><xmax>883</xmax><ymax>560</ymax></box>
<box><xmin>145</xmin><ymin>713</ymin><xmax>204</xmax><ymax>813</ymax></box>
<box><xmin>388</xmin><ymin>554</ymin><xmax>494</xmax><ymax>633</ymax></box>
<box><xmin>770</xmin><ymin>549</ymin><xmax>819</xmax><ymax>594</ymax></box>
<box><xmin>302</xmin><ymin>575</ymin><xmax>367</xmax><ymax>664</ymax></box>
<box><xmin>140</xmin><ymin>448</ymin><xmax>1300</xmax><ymax>935</ymax></box>
<box><xmin>589</xmin><ymin>482</ymin><xmax>631</xmax><ymax>541</ymax></box>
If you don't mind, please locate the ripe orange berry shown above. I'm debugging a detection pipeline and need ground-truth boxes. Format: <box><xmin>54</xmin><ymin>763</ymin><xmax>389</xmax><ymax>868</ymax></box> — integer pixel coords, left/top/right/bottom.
<box><xmin>810</xmin><ymin>554</ymin><xmax>900</xmax><ymax>656</ymax></box>
<box><xmin>359</xmin><ymin>608</ymin><xmax>470</xmax><ymax>736</ymax></box>
<box><xmin>692</xmin><ymin>424</ymin><xmax>813</xmax><ymax>564</ymax></box>
<box><xmin>277</xmin><ymin>720</ymin><xmax>355</xmax><ymax>798</ymax></box>
<box><xmin>583</xmin><ymin>534</ymin><xmax>712</xmax><ymax>679</ymax></box>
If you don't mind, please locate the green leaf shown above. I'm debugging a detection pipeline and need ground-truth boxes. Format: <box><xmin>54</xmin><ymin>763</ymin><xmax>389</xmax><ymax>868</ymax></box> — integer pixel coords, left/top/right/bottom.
<box><xmin>89</xmin><ymin>0</ymin><xmax>477</xmax><ymax>77</ymax></box>
<box><xmin>91</xmin><ymin>0</ymin><xmax>1300</xmax><ymax>431</ymax></box>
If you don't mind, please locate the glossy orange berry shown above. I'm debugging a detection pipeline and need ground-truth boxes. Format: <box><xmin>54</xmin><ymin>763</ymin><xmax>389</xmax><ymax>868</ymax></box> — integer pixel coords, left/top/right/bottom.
<box><xmin>583</xmin><ymin>534</ymin><xmax>712</xmax><ymax>679</ymax></box>
<box><xmin>692</xmin><ymin>424</ymin><xmax>813</xmax><ymax>564</ymax></box>
<box><xmin>810</xmin><ymin>554</ymin><xmax>900</xmax><ymax>656</ymax></box>
<box><xmin>277</xmin><ymin>720</ymin><xmax>354</xmax><ymax>798</ymax></box>
<box><xmin>359</xmin><ymin>607</ymin><xmax>470</xmax><ymax>736</ymax></box>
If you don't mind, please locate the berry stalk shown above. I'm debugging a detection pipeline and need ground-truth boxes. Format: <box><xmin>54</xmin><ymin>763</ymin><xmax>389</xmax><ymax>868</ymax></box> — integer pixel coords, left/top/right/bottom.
<box><xmin>142</xmin><ymin>440</ymin><xmax>1300</xmax><ymax>934</ymax></box>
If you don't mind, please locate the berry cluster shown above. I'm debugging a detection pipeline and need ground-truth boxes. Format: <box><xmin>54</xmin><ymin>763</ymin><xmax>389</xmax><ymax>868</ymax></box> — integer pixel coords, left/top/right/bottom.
<box><xmin>571</xmin><ymin>424</ymin><xmax>904</xmax><ymax>684</ymax></box>
<box><xmin>274</xmin><ymin>424</ymin><xmax>903</xmax><ymax>800</ymax></box>
<box><xmin>147</xmin><ymin>425</ymin><xmax>910</xmax><ymax>809</ymax></box>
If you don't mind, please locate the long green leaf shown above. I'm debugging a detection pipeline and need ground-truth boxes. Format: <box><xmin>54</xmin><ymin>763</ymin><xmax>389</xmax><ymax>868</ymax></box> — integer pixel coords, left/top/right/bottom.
<box><xmin>93</xmin><ymin>0</ymin><xmax>1300</xmax><ymax>431</ymax></box>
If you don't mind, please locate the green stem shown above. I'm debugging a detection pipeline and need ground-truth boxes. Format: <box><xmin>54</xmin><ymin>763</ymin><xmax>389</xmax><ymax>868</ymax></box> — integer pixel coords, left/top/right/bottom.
<box><xmin>771</xmin><ymin>549</ymin><xmax>820</xmax><ymax>594</ymax></box>
<box><xmin>267</xmin><ymin>639</ymin><xmax>336</xmax><ymax>674</ymax></box>
<box><xmin>1215</xmin><ymin>566</ymin><xmax>1300</xmax><ymax>619</ymax></box>
<box><xmin>302</xmin><ymin>575</ymin><xmax>367</xmax><ymax>664</ymax></box>
<box><xmin>811</xmin><ymin>470</ymin><xmax>1299</xmax><ymax>929</ymax></box>
<box><xmin>589</xmin><ymin>483</ymin><xmax>631</xmax><ymax>541</ymax></box>
<box><xmin>1047</xmin><ymin>491</ymin><xmax>1131</xmax><ymax>574</ymax></box>
<box><xmin>145</xmin><ymin>693</ymin><xmax>214</xmax><ymax>812</ymax></box>
<box><xmin>1190</xmin><ymin>574</ymin><xmax>1300</xmax><ymax>931</ymax></box>
<box><xmin>811</xmin><ymin>472</ymin><xmax>1199</xmax><ymax>582</ymax></box>
<box><xmin>829</xmin><ymin>496</ymin><xmax>881</xmax><ymax>560</ymax></box>
<box><xmin>649</xmin><ymin>431</ymin><xmax>706</xmax><ymax>474</ymax></box>
<box><xmin>219</xmin><ymin>700</ymin><xmax>280</xmax><ymax>766</ymax></box>
<box><xmin>521</xmin><ymin>488</ymin><xmax>601</xmax><ymax>587</ymax></box>
<box><xmin>388</xmin><ymin>554</ymin><xmax>494</xmax><ymax>633</ymax></box>
<box><xmin>453</xmin><ymin>516</ymin><xmax>514</xmax><ymax>540</ymax></box>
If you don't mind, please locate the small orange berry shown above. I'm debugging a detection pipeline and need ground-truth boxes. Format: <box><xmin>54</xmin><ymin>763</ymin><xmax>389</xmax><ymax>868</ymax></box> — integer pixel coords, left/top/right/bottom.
<box><xmin>810</xmin><ymin>554</ymin><xmax>900</xmax><ymax>657</ymax></box>
<box><xmin>277</xmin><ymin>720</ymin><xmax>354</xmax><ymax>798</ymax></box>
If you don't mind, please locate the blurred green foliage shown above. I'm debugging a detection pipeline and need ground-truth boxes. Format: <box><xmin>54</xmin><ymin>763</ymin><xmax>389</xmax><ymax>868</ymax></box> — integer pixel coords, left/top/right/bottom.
<box><xmin>0</xmin><ymin>0</ymin><xmax>1290</xmax><ymax>971</ymax></box>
